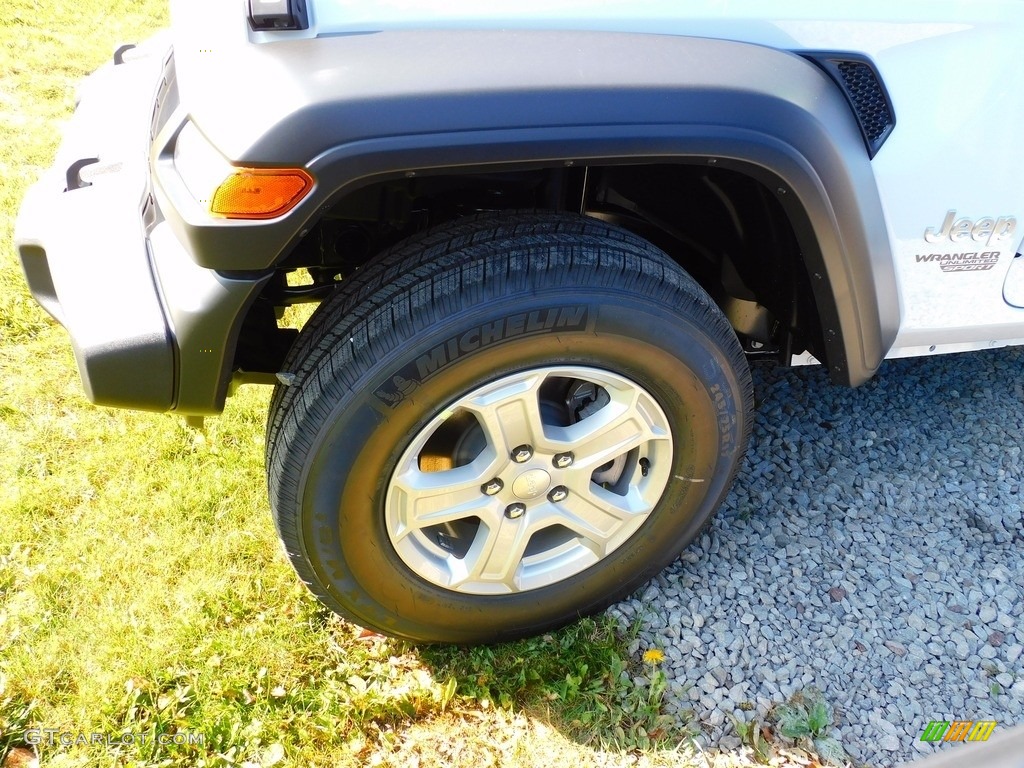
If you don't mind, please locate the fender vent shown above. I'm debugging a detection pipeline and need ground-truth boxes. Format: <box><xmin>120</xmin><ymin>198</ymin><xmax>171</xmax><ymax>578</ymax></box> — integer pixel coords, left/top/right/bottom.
<box><xmin>804</xmin><ymin>53</ymin><xmax>896</xmax><ymax>159</ymax></box>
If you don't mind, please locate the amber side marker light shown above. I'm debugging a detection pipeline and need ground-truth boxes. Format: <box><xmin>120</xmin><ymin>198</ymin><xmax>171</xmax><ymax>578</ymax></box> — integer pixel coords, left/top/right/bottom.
<box><xmin>210</xmin><ymin>168</ymin><xmax>313</xmax><ymax>220</ymax></box>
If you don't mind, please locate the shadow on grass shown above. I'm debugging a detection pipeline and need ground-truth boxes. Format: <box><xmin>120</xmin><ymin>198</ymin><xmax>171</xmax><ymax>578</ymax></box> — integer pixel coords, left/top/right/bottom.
<box><xmin>418</xmin><ymin>615</ymin><xmax>696</xmax><ymax>752</ymax></box>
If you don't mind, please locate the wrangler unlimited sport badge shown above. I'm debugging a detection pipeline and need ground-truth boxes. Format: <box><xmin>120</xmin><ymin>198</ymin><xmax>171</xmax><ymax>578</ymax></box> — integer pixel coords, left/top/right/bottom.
<box><xmin>917</xmin><ymin>210</ymin><xmax>1018</xmax><ymax>273</ymax></box>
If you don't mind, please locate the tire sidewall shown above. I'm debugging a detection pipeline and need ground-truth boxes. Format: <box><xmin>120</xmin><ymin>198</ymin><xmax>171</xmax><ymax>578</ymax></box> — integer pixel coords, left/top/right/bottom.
<box><xmin>293</xmin><ymin>286</ymin><xmax>746</xmax><ymax>642</ymax></box>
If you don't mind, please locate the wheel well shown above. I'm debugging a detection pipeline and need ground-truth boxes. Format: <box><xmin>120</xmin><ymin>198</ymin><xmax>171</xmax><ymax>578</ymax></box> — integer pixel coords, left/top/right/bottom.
<box><xmin>233</xmin><ymin>163</ymin><xmax>825</xmax><ymax>375</ymax></box>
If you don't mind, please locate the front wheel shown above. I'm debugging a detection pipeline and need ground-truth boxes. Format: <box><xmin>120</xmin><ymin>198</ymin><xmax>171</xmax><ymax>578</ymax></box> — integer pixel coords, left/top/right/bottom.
<box><xmin>266</xmin><ymin>213</ymin><xmax>752</xmax><ymax>643</ymax></box>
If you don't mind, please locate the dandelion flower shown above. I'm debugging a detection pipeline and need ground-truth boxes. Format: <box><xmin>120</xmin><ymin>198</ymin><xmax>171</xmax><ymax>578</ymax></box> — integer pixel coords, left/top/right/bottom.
<box><xmin>643</xmin><ymin>648</ymin><xmax>665</xmax><ymax>664</ymax></box>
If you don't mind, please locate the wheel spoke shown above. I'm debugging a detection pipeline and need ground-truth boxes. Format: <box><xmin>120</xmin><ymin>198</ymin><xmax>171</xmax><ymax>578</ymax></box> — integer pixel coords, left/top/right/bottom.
<box><xmin>451</xmin><ymin>514</ymin><xmax>532</xmax><ymax>589</ymax></box>
<box><xmin>557</xmin><ymin>485</ymin><xmax>647</xmax><ymax>550</ymax></box>
<box><xmin>559</xmin><ymin>389</ymin><xmax>669</xmax><ymax>471</ymax></box>
<box><xmin>390</xmin><ymin>464</ymin><xmax>493</xmax><ymax>540</ymax></box>
<box><xmin>460</xmin><ymin>373</ymin><xmax>547</xmax><ymax>457</ymax></box>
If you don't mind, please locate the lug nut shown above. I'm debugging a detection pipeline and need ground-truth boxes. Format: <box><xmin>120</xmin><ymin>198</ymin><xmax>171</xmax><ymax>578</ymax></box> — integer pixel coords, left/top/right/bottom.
<box><xmin>547</xmin><ymin>486</ymin><xmax>569</xmax><ymax>503</ymax></box>
<box><xmin>553</xmin><ymin>451</ymin><xmax>574</xmax><ymax>469</ymax></box>
<box><xmin>481</xmin><ymin>478</ymin><xmax>504</xmax><ymax>496</ymax></box>
<box><xmin>504</xmin><ymin>503</ymin><xmax>527</xmax><ymax>520</ymax></box>
<box><xmin>511</xmin><ymin>444</ymin><xmax>533</xmax><ymax>463</ymax></box>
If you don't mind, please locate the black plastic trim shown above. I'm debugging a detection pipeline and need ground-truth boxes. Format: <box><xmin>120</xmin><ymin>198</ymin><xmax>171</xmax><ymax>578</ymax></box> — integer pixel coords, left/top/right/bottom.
<box><xmin>113</xmin><ymin>44</ymin><xmax>136</xmax><ymax>65</ymax></box>
<box><xmin>16</xmin><ymin>40</ymin><xmax>177</xmax><ymax>413</ymax></box>
<box><xmin>65</xmin><ymin>158</ymin><xmax>100</xmax><ymax>191</ymax></box>
<box><xmin>247</xmin><ymin>0</ymin><xmax>309</xmax><ymax>31</ymax></box>
<box><xmin>803</xmin><ymin>52</ymin><xmax>896</xmax><ymax>159</ymax></box>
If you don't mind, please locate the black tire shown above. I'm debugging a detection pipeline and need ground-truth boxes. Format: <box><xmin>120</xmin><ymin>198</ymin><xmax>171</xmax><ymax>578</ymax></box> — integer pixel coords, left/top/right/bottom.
<box><xmin>266</xmin><ymin>212</ymin><xmax>752</xmax><ymax>644</ymax></box>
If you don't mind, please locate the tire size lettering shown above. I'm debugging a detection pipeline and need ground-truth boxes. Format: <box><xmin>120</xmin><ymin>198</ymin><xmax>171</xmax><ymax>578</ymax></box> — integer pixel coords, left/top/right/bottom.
<box><xmin>709</xmin><ymin>383</ymin><xmax>736</xmax><ymax>457</ymax></box>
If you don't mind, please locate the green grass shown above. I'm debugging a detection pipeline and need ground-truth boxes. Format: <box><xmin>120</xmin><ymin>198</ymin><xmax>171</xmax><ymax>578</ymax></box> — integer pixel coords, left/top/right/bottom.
<box><xmin>0</xmin><ymin>3</ymin><xmax>827</xmax><ymax>767</ymax></box>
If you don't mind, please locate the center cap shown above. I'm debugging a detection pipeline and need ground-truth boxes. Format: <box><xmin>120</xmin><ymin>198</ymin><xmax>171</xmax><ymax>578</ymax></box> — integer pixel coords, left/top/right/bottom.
<box><xmin>512</xmin><ymin>468</ymin><xmax>552</xmax><ymax>500</ymax></box>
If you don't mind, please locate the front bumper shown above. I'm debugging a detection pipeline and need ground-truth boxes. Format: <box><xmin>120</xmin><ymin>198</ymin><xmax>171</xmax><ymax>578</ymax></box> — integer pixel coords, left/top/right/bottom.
<box><xmin>14</xmin><ymin>36</ymin><xmax>269</xmax><ymax>414</ymax></box>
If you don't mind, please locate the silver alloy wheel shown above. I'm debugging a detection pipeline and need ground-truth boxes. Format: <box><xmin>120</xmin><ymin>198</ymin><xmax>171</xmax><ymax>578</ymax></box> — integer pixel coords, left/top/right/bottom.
<box><xmin>385</xmin><ymin>366</ymin><xmax>674</xmax><ymax>595</ymax></box>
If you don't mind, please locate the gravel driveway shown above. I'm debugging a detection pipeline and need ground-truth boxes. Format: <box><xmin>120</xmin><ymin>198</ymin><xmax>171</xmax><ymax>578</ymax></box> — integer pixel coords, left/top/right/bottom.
<box><xmin>609</xmin><ymin>346</ymin><xmax>1024</xmax><ymax>766</ymax></box>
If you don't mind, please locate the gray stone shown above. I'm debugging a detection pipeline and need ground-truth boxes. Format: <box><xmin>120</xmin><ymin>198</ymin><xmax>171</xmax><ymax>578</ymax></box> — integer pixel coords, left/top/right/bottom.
<box><xmin>702</xmin><ymin>673</ymin><xmax>720</xmax><ymax>693</ymax></box>
<box><xmin>878</xmin><ymin>734</ymin><xmax>901</xmax><ymax>751</ymax></box>
<box><xmin>885</xmin><ymin>641</ymin><xmax>908</xmax><ymax>657</ymax></box>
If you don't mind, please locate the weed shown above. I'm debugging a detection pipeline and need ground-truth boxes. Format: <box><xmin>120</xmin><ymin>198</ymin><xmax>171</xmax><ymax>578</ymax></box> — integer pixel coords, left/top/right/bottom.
<box><xmin>730</xmin><ymin>713</ymin><xmax>774</xmax><ymax>763</ymax></box>
<box><xmin>770</xmin><ymin>688</ymin><xmax>847</xmax><ymax>767</ymax></box>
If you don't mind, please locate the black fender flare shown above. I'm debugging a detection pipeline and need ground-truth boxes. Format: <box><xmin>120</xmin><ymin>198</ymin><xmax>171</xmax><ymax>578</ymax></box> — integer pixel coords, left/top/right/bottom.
<box><xmin>160</xmin><ymin>30</ymin><xmax>900</xmax><ymax>386</ymax></box>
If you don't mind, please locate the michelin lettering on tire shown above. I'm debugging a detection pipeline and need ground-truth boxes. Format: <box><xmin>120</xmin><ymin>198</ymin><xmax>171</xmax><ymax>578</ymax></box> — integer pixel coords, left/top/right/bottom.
<box><xmin>373</xmin><ymin>306</ymin><xmax>591</xmax><ymax>407</ymax></box>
